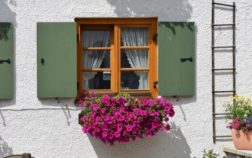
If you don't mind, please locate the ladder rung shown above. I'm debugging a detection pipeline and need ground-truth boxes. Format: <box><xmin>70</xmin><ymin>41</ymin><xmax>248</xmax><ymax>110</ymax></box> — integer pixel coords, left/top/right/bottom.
<box><xmin>213</xmin><ymin>24</ymin><xmax>234</xmax><ymax>26</ymax></box>
<box><xmin>214</xmin><ymin>135</ymin><xmax>231</xmax><ymax>138</ymax></box>
<box><xmin>213</xmin><ymin>90</ymin><xmax>236</xmax><ymax>93</ymax></box>
<box><xmin>213</xmin><ymin>113</ymin><xmax>229</xmax><ymax>116</ymax></box>
<box><xmin>212</xmin><ymin>46</ymin><xmax>235</xmax><ymax>49</ymax></box>
<box><xmin>213</xmin><ymin>2</ymin><xmax>234</xmax><ymax>8</ymax></box>
<box><xmin>212</xmin><ymin>68</ymin><xmax>236</xmax><ymax>71</ymax></box>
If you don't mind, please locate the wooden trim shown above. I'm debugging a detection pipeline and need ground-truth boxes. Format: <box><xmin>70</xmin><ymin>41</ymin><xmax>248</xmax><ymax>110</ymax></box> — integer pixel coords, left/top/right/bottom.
<box><xmin>82</xmin><ymin>68</ymin><xmax>111</xmax><ymax>72</ymax></box>
<box><xmin>114</xmin><ymin>25</ymin><xmax>120</xmax><ymax>93</ymax></box>
<box><xmin>120</xmin><ymin>90</ymin><xmax>151</xmax><ymax>95</ymax></box>
<box><xmin>120</xmin><ymin>46</ymin><xmax>149</xmax><ymax>49</ymax></box>
<box><xmin>150</xmin><ymin>19</ymin><xmax>158</xmax><ymax>97</ymax></box>
<box><xmin>120</xmin><ymin>68</ymin><xmax>149</xmax><ymax>71</ymax></box>
<box><xmin>83</xmin><ymin>47</ymin><xmax>111</xmax><ymax>51</ymax></box>
<box><xmin>118</xmin><ymin>25</ymin><xmax>122</xmax><ymax>93</ymax></box>
<box><xmin>75</xmin><ymin>18</ymin><xmax>158</xmax><ymax>25</ymax></box>
<box><xmin>81</xmin><ymin>25</ymin><xmax>113</xmax><ymax>30</ymax></box>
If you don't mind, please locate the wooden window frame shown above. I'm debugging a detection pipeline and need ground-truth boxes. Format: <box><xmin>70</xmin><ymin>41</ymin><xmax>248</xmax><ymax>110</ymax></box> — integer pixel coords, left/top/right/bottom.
<box><xmin>75</xmin><ymin>18</ymin><xmax>158</xmax><ymax>97</ymax></box>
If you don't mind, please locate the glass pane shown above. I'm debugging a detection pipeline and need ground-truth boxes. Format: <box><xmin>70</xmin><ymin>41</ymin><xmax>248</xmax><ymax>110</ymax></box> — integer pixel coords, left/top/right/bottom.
<box><xmin>83</xmin><ymin>51</ymin><xmax>110</xmax><ymax>69</ymax></box>
<box><xmin>83</xmin><ymin>72</ymin><xmax>111</xmax><ymax>90</ymax></box>
<box><xmin>83</xmin><ymin>30</ymin><xmax>110</xmax><ymax>47</ymax></box>
<box><xmin>121</xmin><ymin>49</ymin><xmax>148</xmax><ymax>68</ymax></box>
<box><xmin>121</xmin><ymin>71</ymin><xmax>148</xmax><ymax>90</ymax></box>
<box><xmin>121</xmin><ymin>27</ymin><xmax>148</xmax><ymax>46</ymax></box>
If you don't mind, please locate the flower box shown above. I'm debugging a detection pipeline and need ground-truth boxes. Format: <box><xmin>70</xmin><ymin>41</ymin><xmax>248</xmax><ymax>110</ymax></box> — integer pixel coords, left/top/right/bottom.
<box><xmin>77</xmin><ymin>92</ymin><xmax>175</xmax><ymax>145</ymax></box>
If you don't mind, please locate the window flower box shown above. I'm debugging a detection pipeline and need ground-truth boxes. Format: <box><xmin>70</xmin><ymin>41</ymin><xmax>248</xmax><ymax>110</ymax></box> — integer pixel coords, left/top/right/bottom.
<box><xmin>77</xmin><ymin>91</ymin><xmax>175</xmax><ymax>145</ymax></box>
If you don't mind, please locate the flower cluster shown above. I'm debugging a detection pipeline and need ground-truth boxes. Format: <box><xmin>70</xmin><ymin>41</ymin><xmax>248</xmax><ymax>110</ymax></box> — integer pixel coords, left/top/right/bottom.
<box><xmin>225</xmin><ymin>95</ymin><xmax>252</xmax><ymax>131</ymax></box>
<box><xmin>78</xmin><ymin>91</ymin><xmax>175</xmax><ymax>144</ymax></box>
<box><xmin>228</xmin><ymin>117</ymin><xmax>252</xmax><ymax>131</ymax></box>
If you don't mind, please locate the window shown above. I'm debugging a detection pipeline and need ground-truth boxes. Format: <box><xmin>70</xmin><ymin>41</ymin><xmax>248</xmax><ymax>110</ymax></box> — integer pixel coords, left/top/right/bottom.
<box><xmin>76</xmin><ymin>18</ymin><xmax>158</xmax><ymax>97</ymax></box>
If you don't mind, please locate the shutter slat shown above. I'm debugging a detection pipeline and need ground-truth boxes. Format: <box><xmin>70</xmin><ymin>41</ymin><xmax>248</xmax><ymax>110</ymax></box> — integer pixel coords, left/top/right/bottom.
<box><xmin>0</xmin><ymin>23</ymin><xmax>13</xmax><ymax>99</ymax></box>
<box><xmin>158</xmin><ymin>22</ymin><xmax>195</xmax><ymax>96</ymax></box>
<box><xmin>37</xmin><ymin>23</ymin><xmax>77</xmax><ymax>98</ymax></box>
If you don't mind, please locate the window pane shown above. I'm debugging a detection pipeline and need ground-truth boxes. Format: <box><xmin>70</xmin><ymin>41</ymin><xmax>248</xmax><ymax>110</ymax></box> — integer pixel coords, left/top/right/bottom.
<box><xmin>121</xmin><ymin>49</ymin><xmax>148</xmax><ymax>68</ymax></box>
<box><xmin>121</xmin><ymin>71</ymin><xmax>148</xmax><ymax>90</ymax></box>
<box><xmin>121</xmin><ymin>27</ymin><xmax>148</xmax><ymax>46</ymax></box>
<box><xmin>83</xmin><ymin>72</ymin><xmax>111</xmax><ymax>90</ymax></box>
<box><xmin>83</xmin><ymin>30</ymin><xmax>110</xmax><ymax>47</ymax></box>
<box><xmin>83</xmin><ymin>51</ymin><xmax>110</xmax><ymax>69</ymax></box>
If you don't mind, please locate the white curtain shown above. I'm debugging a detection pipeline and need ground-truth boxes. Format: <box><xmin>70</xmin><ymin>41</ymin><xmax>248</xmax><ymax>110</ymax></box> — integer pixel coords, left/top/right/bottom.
<box><xmin>121</xmin><ymin>28</ymin><xmax>148</xmax><ymax>89</ymax></box>
<box><xmin>83</xmin><ymin>30</ymin><xmax>110</xmax><ymax>89</ymax></box>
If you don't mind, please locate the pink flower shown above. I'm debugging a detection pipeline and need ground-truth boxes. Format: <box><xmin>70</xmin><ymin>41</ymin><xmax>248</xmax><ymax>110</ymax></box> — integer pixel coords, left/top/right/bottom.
<box><xmin>82</xmin><ymin>125</ymin><xmax>91</xmax><ymax>133</ymax></box>
<box><xmin>117</xmin><ymin>97</ymin><xmax>126</xmax><ymax>104</ymax></box>
<box><xmin>100</xmin><ymin>108</ymin><xmax>106</xmax><ymax>114</ymax></box>
<box><xmin>108</xmin><ymin>134</ymin><xmax>114</xmax><ymax>140</ymax></box>
<box><xmin>92</xmin><ymin>104</ymin><xmax>99</xmax><ymax>111</ymax></box>
<box><xmin>232</xmin><ymin>119</ymin><xmax>241</xmax><ymax>129</ymax></box>
<box><xmin>118</xmin><ymin>116</ymin><xmax>125</xmax><ymax>122</ymax></box>
<box><xmin>79</xmin><ymin>100</ymin><xmax>83</xmax><ymax>106</ymax></box>
<box><xmin>135</xmin><ymin>109</ymin><xmax>147</xmax><ymax>116</ymax></box>
<box><xmin>114</xmin><ymin>131</ymin><xmax>121</xmax><ymax>138</ymax></box>
<box><xmin>165</xmin><ymin>124</ymin><xmax>171</xmax><ymax>130</ymax></box>
<box><xmin>117</xmin><ymin>124</ymin><xmax>123</xmax><ymax>131</ymax></box>
<box><xmin>152</xmin><ymin>122</ymin><xmax>158</xmax><ymax>129</ymax></box>
<box><xmin>126</xmin><ymin>125</ymin><xmax>133</xmax><ymax>132</ymax></box>
<box><xmin>102</xmin><ymin>131</ymin><xmax>108</xmax><ymax>138</ymax></box>
<box><xmin>102</xmin><ymin>95</ymin><xmax>110</xmax><ymax>106</ymax></box>
<box><xmin>150</xmin><ymin>111</ymin><xmax>160</xmax><ymax>117</ymax></box>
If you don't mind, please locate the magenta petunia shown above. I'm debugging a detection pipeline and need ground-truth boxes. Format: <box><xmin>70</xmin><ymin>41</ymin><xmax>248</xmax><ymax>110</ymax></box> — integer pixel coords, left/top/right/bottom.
<box><xmin>79</xmin><ymin>92</ymin><xmax>175</xmax><ymax>144</ymax></box>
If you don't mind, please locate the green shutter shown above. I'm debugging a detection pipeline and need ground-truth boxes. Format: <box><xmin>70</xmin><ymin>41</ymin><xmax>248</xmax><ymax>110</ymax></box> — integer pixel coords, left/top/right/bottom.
<box><xmin>37</xmin><ymin>23</ymin><xmax>77</xmax><ymax>98</ymax></box>
<box><xmin>0</xmin><ymin>23</ymin><xmax>13</xmax><ymax>99</ymax></box>
<box><xmin>158</xmin><ymin>22</ymin><xmax>195</xmax><ymax>96</ymax></box>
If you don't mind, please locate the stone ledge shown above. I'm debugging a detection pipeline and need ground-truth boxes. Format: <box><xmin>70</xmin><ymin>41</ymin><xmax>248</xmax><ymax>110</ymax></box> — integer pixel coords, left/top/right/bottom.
<box><xmin>224</xmin><ymin>146</ymin><xmax>252</xmax><ymax>158</ymax></box>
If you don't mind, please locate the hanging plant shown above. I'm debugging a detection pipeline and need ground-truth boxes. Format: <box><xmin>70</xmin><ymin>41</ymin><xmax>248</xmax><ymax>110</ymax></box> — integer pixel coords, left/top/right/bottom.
<box><xmin>77</xmin><ymin>91</ymin><xmax>175</xmax><ymax>145</ymax></box>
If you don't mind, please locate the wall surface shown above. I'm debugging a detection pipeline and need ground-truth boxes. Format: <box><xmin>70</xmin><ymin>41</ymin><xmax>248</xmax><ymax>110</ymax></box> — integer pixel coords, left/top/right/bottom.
<box><xmin>1</xmin><ymin>0</ymin><xmax>252</xmax><ymax>157</ymax></box>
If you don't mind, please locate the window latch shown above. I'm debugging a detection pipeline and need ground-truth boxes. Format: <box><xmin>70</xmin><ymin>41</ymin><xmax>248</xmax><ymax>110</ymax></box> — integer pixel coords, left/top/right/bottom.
<box><xmin>41</xmin><ymin>58</ymin><xmax>45</xmax><ymax>65</ymax></box>
<box><xmin>153</xmin><ymin>81</ymin><xmax>158</xmax><ymax>89</ymax></box>
<box><xmin>0</xmin><ymin>59</ymin><xmax>11</xmax><ymax>64</ymax></box>
<box><xmin>180</xmin><ymin>57</ymin><xmax>193</xmax><ymax>63</ymax></box>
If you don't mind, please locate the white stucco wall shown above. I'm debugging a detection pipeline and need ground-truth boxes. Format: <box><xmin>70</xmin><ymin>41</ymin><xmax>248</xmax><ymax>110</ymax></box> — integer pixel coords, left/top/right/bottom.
<box><xmin>1</xmin><ymin>0</ymin><xmax>252</xmax><ymax>157</ymax></box>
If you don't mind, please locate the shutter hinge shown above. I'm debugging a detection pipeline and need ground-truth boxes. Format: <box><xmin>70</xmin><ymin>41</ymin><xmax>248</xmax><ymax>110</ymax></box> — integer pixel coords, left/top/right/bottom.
<box><xmin>153</xmin><ymin>33</ymin><xmax>158</xmax><ymax>42</ymax></box>
<box><xmin>77</xmin><ymin>82</ymin><xmax>79</xmax><ymax>90</ymax></box>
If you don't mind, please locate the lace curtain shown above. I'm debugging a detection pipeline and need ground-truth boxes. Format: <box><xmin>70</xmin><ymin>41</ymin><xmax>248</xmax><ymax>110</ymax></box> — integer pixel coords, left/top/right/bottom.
<box><xmin>121</xmin><ymin>28</ymin><xmax>148</xmax><ymax>89</ymax></box>
<box><xmin>83</xmin><ymin>30</ymin><xmax>110</xmax><ymax>89</ymax></box>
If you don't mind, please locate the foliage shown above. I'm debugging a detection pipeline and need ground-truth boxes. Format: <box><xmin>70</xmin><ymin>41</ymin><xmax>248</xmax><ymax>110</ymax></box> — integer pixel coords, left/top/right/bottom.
<box><xmin>225</xmin><ymin>95</ymin><xmax>252</xmax><ymax>131</ymax></box>
<box><xmin>77</xmin><ymin>91</ymin><xmax>175</xmax><ymax>145</ymax></box>
<box><xmin>202</xmin><ymin>149</ymin><xmax>219</xmax><ymax>158</ymax></box>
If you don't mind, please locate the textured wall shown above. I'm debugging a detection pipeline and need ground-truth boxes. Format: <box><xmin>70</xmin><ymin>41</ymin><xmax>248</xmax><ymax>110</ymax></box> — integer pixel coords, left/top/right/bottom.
<box><xmin>0</xmin><ymin>0</ymin><xmax>252</xmax><ymax>157</ymax></box>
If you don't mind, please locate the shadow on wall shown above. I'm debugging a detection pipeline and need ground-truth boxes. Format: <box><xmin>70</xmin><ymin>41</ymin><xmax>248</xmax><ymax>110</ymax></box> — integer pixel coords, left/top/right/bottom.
<box><xmin>88</xmin><ymin>123</ymin><xmax>191</xmax><ymax>158</ymax></box>
<box><xmin>0</xmin><ymin>136</ymin><xmax>13</xmax><ymax>158</ymax></box>
<box><xmin>0</xmin><ymin>0</ymin><xmax>16</xmax><ymax>107</ymax></box>
<box><xmin>106</xmin><ymin>0</ymin><xmax>192</xmax><ymax>21</ymax></box>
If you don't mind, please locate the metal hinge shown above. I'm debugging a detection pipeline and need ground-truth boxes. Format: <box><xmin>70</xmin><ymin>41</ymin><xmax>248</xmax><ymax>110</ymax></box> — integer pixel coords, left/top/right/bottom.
<box><xmin>153</xmin><ymin>33</ymin><xmax>158</xmax><ymax>42</ymax></box>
